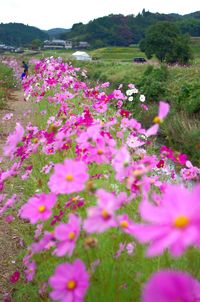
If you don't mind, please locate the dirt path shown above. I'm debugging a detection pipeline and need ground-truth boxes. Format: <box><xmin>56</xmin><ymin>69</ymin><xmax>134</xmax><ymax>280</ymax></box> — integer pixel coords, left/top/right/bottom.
<box><xmin>0</xmin><ymin>89</ymin><xmax>33</xmax><ymax>300</ymax></box>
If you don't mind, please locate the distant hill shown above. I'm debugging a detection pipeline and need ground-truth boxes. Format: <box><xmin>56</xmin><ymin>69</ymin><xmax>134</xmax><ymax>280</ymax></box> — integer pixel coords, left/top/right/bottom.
<box><xmin>60</xmin><ymin>10</ymin><xmax>200</xmax><ymax>48</ymax></box>
<box><xmin>46</xmin><ymin>28</ymin><xmax>70</xmax><ymax>38</ymax></box>
<box><xmin>184</xmin><ymin>11</ymin><xmax>200</xmax><ymax>19</ymax></box>
<box><xmin>0</xmin><ymin>23</ymin><xmax>48</xmax><ymax>47</ymax></box>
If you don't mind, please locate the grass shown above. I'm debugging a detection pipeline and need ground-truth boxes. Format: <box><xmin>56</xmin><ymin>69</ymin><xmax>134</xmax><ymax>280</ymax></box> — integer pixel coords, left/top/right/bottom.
<box><xmin>0</xmin><ymin>63</ymin><xmax>16</xmax><ymax>109</ymax></box>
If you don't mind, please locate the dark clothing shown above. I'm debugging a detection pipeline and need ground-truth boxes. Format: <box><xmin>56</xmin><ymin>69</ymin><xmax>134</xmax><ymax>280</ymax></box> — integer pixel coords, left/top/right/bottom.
<box><xmin>22</xmin><ymin>62</ymin><xmax>28</xmax><ymax>73</ymax></box>
<box><xmin>21</xmin><ymin>72</ymin><xmax>26</xmax><ymax>80</ymax></box>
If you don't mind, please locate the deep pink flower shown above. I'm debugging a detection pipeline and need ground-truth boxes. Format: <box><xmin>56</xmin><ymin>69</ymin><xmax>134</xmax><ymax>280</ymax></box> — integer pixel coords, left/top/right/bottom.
<box><xmin>133</xmin><ymin>184</ymin><xmax>200</xmax><ymax>256</ymax></box>
<box><xmin>53</xmin><ymin>214</ymin><xmax>81</xmax><ymax>257</ymax></box>
<box><xmin>142</xmin><ymin>270</ymin><xmax>200</xmax><ymax>302</ymax></box>
<box><xmin>48</xmin><ymin>159</ymin><xmax>89</xmax><ymax>194</ymax></box>
<box><xmin>10</xmin><ymin>271</ymin><xmax>20</xmax><ymax>284</ymax></box>
<box><xmin>19</xmin><ymin>193</ymin><xmax>57</xmax><ymax>224</ymax></box>
<box><xmin>49</xmin><ymin>259</ymin><xmax>89</xmax><ymax>302</ymax></box>
<box><xmin>83</xmin><ymin>189</ymin><xmax>118</xmax><ymax>233</ymax></box>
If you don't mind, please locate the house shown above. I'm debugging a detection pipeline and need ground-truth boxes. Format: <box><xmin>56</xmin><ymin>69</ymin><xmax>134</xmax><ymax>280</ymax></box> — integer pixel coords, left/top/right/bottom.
<box><xmin>73</xmin><ymin>41</ymin><xmax>90</xmax><ymax>49</ymax></box>
<box><xmin>78</xmin><ymin>41</ymin><xmax>90</xmax><ymax>48</ymax></box>
<box><xmin>71</xmin><ymin>51</ymin><xmax>92</xmax><ymax>61</ymax></box>
<box><xmin>43</xmin><ymin>39</ymin><xmax>72</xmax><ymax>50</ymax></box>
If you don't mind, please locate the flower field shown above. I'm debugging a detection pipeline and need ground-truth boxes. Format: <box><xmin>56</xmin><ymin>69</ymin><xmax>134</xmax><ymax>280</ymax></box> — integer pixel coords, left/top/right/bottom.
<box><xmin>0</xmin><ymin>56</ymin><xmax>200</xmax><ymax>301</ymax></box>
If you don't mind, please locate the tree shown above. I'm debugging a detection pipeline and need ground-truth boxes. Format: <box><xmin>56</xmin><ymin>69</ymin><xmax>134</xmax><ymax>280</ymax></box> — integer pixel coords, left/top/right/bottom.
<box><xmin>31</xmin><ymin>39</ymin><xmax>42</xmax><ymax>50</ymax></box>
<box><xmin>139</xmin><ymin>22</ymin><xmax>192</xmax><ymax>64</ymax></box>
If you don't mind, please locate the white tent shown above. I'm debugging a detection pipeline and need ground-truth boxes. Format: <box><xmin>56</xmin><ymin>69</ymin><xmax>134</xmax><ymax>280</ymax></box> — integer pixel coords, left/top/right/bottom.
<box><xmin>72</xmin><ymin>51</ymin><xmax>92</xmax><ymax>61</ymax></box>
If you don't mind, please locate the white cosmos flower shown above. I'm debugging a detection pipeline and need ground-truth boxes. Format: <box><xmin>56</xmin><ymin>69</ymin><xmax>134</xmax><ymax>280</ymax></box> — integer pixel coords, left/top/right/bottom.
<box><xmin>126</xmin><ymin>89</ymin><xmax>133</xmax><ymax>96</ymax></box>
<box><xmin>140</xmin><ymin>95</ymin><xmax>146</xmax><ymax>102</ymax></box>
<box><xmin>128</xmin><ymin>96</ymin><xmax>133</xmax><ymax>102</ymax></box>
<box><xmin>132</xmin><ymin>88</ymin><xmax>138</xmax><ymax>94</ymax></box>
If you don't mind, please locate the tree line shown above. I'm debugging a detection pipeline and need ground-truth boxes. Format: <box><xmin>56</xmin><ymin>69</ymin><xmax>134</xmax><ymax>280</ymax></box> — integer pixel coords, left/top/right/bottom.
<box><xmin>61</xmin><ymin>10</ymin><xmax>200</xmax><ymax>48</ymax></box>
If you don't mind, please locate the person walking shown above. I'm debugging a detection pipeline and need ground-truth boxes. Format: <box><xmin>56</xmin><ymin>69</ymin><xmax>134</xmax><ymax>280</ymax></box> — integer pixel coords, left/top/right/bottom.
<box><xmin>22</xmin><ymin>61</ymin><xmax>29</xmax><ymax>76</ymax></box>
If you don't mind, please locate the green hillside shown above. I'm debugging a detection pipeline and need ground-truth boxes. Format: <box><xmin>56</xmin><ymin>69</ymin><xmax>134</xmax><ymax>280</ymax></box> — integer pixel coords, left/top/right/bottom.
<box><xmin>0</xmin><ymin>23</ymin><xmax>48</xmax><ymax>46</ymax></box>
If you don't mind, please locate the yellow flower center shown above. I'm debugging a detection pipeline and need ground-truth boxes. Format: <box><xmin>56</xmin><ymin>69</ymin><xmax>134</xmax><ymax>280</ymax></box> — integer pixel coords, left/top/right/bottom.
<box><xmin>67</xmin><ymin>280</ymin><xmax>76</xmax><ymax>290</ymax></box>
<box><xmin>153</xmin><ymin>116</ymin><xmax>162</xmax><ymax>124</ymax></box>
<box><xmin>97</xmin><ymin>149</ymin><xmax>103</xmax><ymax>155</ymax></box>
<box><xmin>38</xmin><ymin>205</ymin><xmax>46</xmax><ymax>213</ymax></box>
<box><xmin>68</xmin><ymin>232</ymin><xmax>76</xmax><ymax>240</ymax></box>
<box><xmin>102</xmin><ymin>209</ymin><xmax>110</xmax><ymax>220</ymax></box>
<box><xmin>65</xmin><ymin>174</ymin><xmax>74</xmax><ymax>181</ymax></box>
<box><xmin>174</xmin><ymin>216</ymin><xmax>189</xmax><ymax>228</ymax></box>
<box><xmin>120</xmin><ymin>220</ymin><xmax>129</xmax><ymax>228</ymax></box>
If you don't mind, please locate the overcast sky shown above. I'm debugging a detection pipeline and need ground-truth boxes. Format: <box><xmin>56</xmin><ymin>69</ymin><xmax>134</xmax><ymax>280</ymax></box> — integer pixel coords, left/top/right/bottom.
<box><xmin>1</xmin><ymin>0</ymin><xmax>199</xmax><ymax>30</ymax></box>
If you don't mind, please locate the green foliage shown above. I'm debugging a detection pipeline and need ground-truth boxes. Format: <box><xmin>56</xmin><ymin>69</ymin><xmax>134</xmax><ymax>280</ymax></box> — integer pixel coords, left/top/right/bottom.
<box><xmin>0</xmin><ymin>23</ymin><xmax>48</xmax><ymax>47</ymax></box>
<box><xmin>0</xmin><ymin>63</ymin><xmax>15</xmax><ymax>108</ymax></box>
<box><xmin>162</xmin><ymin>112</ymin><xmax>200</xmax><ymax>166</ymax></box>
<box><xmin>31</xmin><ymin>39</ymin><xmax>43</xmax><ymax>50</ymax></box>
<box><xmin>140</xmin><ymin>22</ymin><xmax>192</xmax><ymax>64</ymax></box>
<box><xmin>137</xmin><ymin>65</ymin><xmax>169</xmax><ymax>101</ymax></box>
<box><xmin>61</xmin><ymin>10</ymin><xmax>200</xmax><ymax>48</ymax></box>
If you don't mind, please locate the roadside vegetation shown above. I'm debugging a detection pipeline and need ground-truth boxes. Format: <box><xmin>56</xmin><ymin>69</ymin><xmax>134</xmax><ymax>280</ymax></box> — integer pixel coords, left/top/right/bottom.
<box><xmin>1</xmin><ymin>57</ymin><xmax>199</xmax><ymax>302</ymax></box>
<box><xmin>0</xmin><ymin>63</ymin><xmax>16</xmax><ymax>109</ymax></box>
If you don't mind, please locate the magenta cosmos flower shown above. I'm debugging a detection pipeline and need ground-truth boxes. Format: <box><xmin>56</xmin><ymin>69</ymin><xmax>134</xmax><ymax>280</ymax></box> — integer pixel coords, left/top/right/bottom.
<box><xmin>133</xmin><ymin>184</ymin><xmax>200</xmax><ymax>257</ymax></box>
<box><xmin>83</xmin><ymin>189</ymin><xmax>118</xmax><ymax>233</ymax></box>
<box><xmin>20</xmin><ymin>193</ymin><xmax>57</xmax><ymax>224</ymax></box>
<box><xmin>53</xmin><ymin>214</ymin><xmax>81</xmax><ymax>257</ymax></box>
<box><xmin>142</xmin><ymin>270</ymin><xmax>200</xmax><ymax>302</ymax></box>
<box><xmin>49</xmin><ymin>259</ymin><xmax>89</xmax><ymax>302</ymax></box>
<box><xmin>48</xmin><ymin>159</ymin><xmax>89</xmax><ymax>194</ymax></box>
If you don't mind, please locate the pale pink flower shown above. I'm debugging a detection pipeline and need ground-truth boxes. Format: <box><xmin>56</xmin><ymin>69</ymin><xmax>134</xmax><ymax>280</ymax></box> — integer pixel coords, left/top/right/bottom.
<box><xmin>48</xmin><ymin>159</ymin><xmax>89</xmax><ymax>194</ymax></box>
<box><xmin>153</xmin><ymin>101</ymin><xmax>170</xmax><ymax>124</ymax></box>
<box><xmin>133</xmin><ymin>184</ymin><xmax>200</xmax><ymax>257</ymax></box>
<box><xmin>83</xmin><ymin>189</ymin><xmax>118</xmax><ymax>233</ymax></box>
<box><xmin>3</xmin><ymin>123</ymin><xmax>24</xmax><ymax>158</ymax></box>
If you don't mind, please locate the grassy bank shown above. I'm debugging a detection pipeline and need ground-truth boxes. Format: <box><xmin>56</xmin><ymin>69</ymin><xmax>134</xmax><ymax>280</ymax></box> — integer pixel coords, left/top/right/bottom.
<box><xmin>0</xmin><ymin>63</ymin><xmax>16</xmax><ymax>109</ymax></box>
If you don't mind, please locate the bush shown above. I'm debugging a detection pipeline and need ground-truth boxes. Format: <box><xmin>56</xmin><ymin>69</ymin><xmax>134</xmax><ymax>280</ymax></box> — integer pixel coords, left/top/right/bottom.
<box><xmin>137</xmin><ymin>65</ymin><xmax>169</xmax><ymax>101</ymax></box>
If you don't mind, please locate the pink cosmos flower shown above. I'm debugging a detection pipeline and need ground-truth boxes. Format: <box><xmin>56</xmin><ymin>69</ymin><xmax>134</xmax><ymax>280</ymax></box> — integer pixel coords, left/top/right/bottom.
<box><xmin>48</xmin><ymin>159</ymin><xmax>89</xmax><ymax>194</ymax></box>
<box><xmin>19</xmin><ymin>193</ymin><xmax>57</xmax><ymax>224</ymax></box>
<box><xmin>53</xmin><ymin>214</ymin><xmax>81</xmax><ymax>257</ymax></box>
<box><xmin>24</xmin><ymin>261</ymin><xmax>36</xmax><ymax>282</ymax></box>
<box><xmin>3</xmin><ymin>123</ymin><xmax>24</xmax><ymax>158</ymax></box>
<box><xmin>146</xmin><ymin>102</ymin><xmax>170</xmax><ymax>136</ymax></box>
<box><xmin>181</xmin><ymin>161</ymin><xmax>200</xmax><ymax>181</ymax></box>
<box><xmin>154</xmin><ymin>101</ymin><xmax>170</xmax><ymax>124</ymax></box>
<box><xmin>133</xmin><ymin>184</ymin><xmax>200</xmax><ymax>257</ymax></box>
<box><xmin>49</xmin><ymin>259</ymin><xmax>89</xmax><ymax>302</ymax></box>
<box><xmin>83</xmin><ymin>189</ymin><xmax>118</xmax><ymax>233</ymax></box>
<box><xmin>112</xmin><ymin>146</ymin><xmax>130</xmax><ymax>181</ymax></box>
<box><xmin>117</xmin><ymin>214</ymin><xmax>136</xmax><ymax>236</ymax></box>
<box><xmin>93</xmin><ymin>101</ymin><xmax>108</xmax><ymax>113</ymax></box>
<box><xmin>142</xmin><ymin>270</ymin><xmax>200</xmax><ymax>302</ymax></box>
